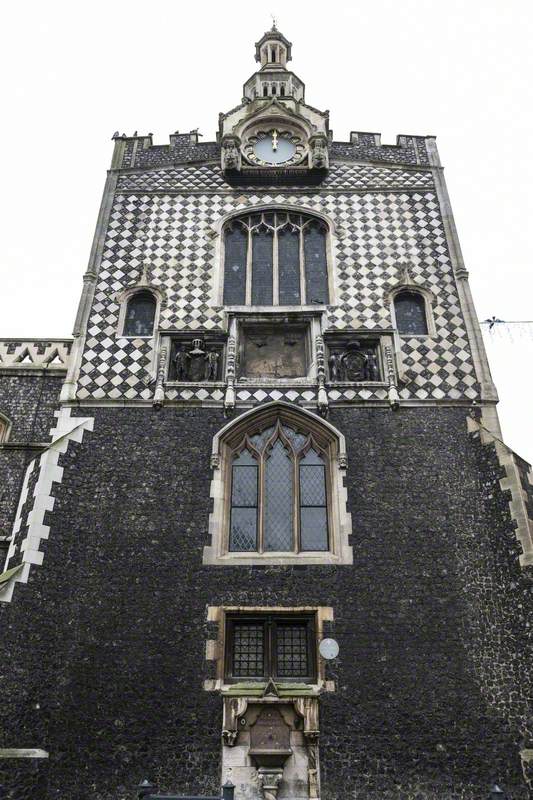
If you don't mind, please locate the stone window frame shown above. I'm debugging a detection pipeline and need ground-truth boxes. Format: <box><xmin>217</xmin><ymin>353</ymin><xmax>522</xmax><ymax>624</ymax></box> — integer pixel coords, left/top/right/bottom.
<box><xmin>211</xmin><ymin>204</ymin><xmax>340</xmax><ymax>310</ymax></box>
<box><xmin>203</xmin><ymin>401</ymin><xmax>352</xmax><ymax>566</ymax></box>
<box><xmin>204</xmin><ymin>604</ymin><xmax>335</xmax><ymax>693</ymax></box>
<box><xmin>388</xmin><ymin>283</ymin><xmax>436</xmax><ymax>340</ymax></box>
<box><xmin>0</xmin><ymin>412</ymin><xmax>12</xmax><ymax>444</ymax></box>
<box><xmin>116</xmin><ymin>285</ymin><xmax>162</xmax><ymax>340</ymax></box>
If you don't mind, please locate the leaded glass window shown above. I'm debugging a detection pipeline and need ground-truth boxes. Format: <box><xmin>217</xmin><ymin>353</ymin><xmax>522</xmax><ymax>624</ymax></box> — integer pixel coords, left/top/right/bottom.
<box><xmin>223</xmin><ymin>212</ymin><xmax>329</xmax><ymax>306</ymax></box>
<box><xmin>228</xmin><ymin>419</ymin><xmax>329</xmax><ymax>553</ymax></box>
<box><xmin>226</xmin><ymin>614</ymin><xmax>315</xmax><ymax>682</ymax></box>
<box><xmin>394</xmin><ymin>291</ymin><xmax>428</xmax><ymax>335</ymax></box>
<box><xmin>123</xmin><ymin>291</ymin><xmax>156</xmax><ymax>337</ymax></box>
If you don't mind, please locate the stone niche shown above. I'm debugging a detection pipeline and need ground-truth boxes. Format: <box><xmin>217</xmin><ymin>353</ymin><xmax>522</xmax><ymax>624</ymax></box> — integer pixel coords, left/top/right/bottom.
<box><xmin>239</xmin><ymin>324</ymin><xmax>309</xmax><ymax>381</ymax></box>
<box><xmin>221</xmin><ymin>693</ymin><xmax>319</xmax><ymax>800</ymax></box>
<box><xmin>168</xmin><ymin>335</ymin><xmax>226</xmax><ymax>382</ymax></box>
<box><xmin>324</xmin><ymin>336</ymin><xmax>382</xmax><ymax>383</ymax></box>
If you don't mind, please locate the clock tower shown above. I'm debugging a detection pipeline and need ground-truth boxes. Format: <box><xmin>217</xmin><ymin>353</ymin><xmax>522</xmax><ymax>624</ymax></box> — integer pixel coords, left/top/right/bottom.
<box><xmin>220</xmin><ymin>24</ymin><xmax>329</xmax><ymax>183</ymax></box>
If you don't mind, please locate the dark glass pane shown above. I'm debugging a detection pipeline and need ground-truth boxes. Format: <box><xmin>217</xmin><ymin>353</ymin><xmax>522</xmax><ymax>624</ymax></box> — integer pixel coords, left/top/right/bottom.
<box><xmin>300</xmin><ymin>465</ymin><xmax>326</xmax><ymax>506</ymax></box>
<box><xmin>264</xmin><ymin>440</ymin><xmax>294</xmax><ymax>551</ymax></box>
<box><xmin>232</xmin><ymin>623</ymin><xmax>264</xmax><ymax>677</ymax></box>
<box><xmin>278</xmin><ymin>228</ymin><xmax>301</xmax><ymax>304</ymax></box>
<box><xmin>251</xmin><ymin>229</ymin><xmax>273</xmax><ymax>305</ymax></box>
<box><xmin>394</xmin><ymin>292</ymin><xmax>428</xmax><ymax>335</ymax></box>
<box><xmin>276</xmin><ymin>624</ymin><xmax>309</xmax><ymax>677</ymax></box>
<box><xmin>123</xmin><ymin>292</ymin><xmax>156</xmax><ymax>336</ymax></box>
<box><xmin>229</xmin><ymin>508</ymin><xmax>257</xmax><ymax>551</ymax></box>
<box><xmin>223</xmin><ymin>226</ymin><xmax>247</xmax><ymax>305</ymax></box>
<box><xmin>303</xmin><ymin>224</ymin><xmax>328</xmax><ymax>304</ymax></box>
<box><xmin>300</xmin><ymin>508</ymin><xmax>328</xmax><ymax>551</ymax></box>
<box><xmin>232</xmin><ymin>466</ymin><xmax>258</xmax><ymax>506</ymax></box>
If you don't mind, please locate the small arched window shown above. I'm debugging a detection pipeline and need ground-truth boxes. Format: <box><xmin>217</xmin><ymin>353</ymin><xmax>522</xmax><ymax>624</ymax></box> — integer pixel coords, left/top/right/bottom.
<box><xmin>223</xmin><ymin>211</ymin><xmax>329</xmax><ymax>306</ymax></box>
<box><xmin>123</xmin><ymin>291</ymin><xmax>157</xmax><ymax>337</ymax></box>
<box><xmin>271</xmin><ymin>47</ymin><xmax>277</xmax><ymax>62</ymax></box>
<box><xmin>394</xmin><ymin>291</ymin><xmax>428</xmax><ymax>335</ymax></box>
<box><xmin>263</xmin><ymin>85</ymin><xmax>268</xmax><ymax>97</ymax></box>
<box><xmin>280</xmin><ymin>85</ymin><xmax>285</xmax><ymax>97</ymax></box>
<box><xmin>229</xmin><ymin>419</ymin><xmax>329</xmax><ymax>553</ymax></box>
<box><xmin>271</xmin><ymin>84</ymin><xmax>277</xmax><ymax>95</ymax></box>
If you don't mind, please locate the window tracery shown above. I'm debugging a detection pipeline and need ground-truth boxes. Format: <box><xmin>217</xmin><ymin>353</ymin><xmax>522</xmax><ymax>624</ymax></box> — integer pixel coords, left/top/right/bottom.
<box><xmin>223</xmin><ymin>212</ymin><xmax>329</xmax><ymax>307</ymax></box>
<box><xmin>204</xmin><ymin>403</ymin><xmax>352</xmax><ymax>565</ymax></box>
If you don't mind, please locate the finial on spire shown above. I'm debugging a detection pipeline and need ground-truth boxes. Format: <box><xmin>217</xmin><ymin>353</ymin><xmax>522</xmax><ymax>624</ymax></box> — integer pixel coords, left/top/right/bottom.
<box><xmin>270</xmin><ymin>14</ymin><xmax>278</xmax><ymax>31</ymax></box>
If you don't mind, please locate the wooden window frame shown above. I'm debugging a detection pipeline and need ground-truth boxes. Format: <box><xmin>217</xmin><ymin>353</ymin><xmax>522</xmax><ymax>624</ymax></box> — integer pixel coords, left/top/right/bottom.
<box><xmin>224</xmin><ymin>612</ymin><xmax>317</xmax><ymax>683</ymax></box>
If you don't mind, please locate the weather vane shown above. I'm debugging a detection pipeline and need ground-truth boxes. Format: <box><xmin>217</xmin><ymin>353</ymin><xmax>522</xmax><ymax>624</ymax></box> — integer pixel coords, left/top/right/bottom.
<box><xmin>270</xmin><ymin>13</ymin><xmax>278</xmax><ymax>30</ymax></box>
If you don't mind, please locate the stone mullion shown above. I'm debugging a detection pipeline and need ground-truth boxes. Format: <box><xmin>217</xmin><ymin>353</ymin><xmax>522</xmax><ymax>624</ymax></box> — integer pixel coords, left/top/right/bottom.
<box><xmin>245</xmin><ymin>224</ymin><xmax>253</xmax><ymax>305</ymax></box>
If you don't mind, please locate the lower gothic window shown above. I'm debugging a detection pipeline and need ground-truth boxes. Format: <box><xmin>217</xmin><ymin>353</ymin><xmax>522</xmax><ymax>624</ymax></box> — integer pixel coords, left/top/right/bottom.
<box><xmin>225</xmin><ymin>613</ymin><xmax>316</xmax><ymax>682</ymax></box>
<box><xmin>204</xmin><ymin>403</ymin><xmax>353</xmax><ymax>566</ymax></box>
<box><xmin>229</xmin><ymin>419</ymin><xmax>329</xmax><ymax>553</ymax></box>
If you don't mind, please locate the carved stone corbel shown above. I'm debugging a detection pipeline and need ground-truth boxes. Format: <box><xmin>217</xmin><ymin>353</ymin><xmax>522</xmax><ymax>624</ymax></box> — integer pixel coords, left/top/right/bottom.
<box><xmin>221</xmin><ymin>135</ymin><xmax>241</xmax><ymax>172</ymax></box>
<box><xmin>222</xmin><ymin>696</ymin><xmax>248</xmax><ymax>746</ymax></box>
<box><xmin>309</xmin><ymin>134</ymin><xmax>329</xmax><ymax>170</ymax></box>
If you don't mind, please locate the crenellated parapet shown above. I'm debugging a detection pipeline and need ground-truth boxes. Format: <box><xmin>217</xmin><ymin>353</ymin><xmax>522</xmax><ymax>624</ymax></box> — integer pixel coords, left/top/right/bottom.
<box><xmin>0</xmin><ymin>339</ymin><xmax>71</xmax><ymax>372</ymax></box>
<box><xmin>331</xmin><ymin>131</ymin><xmax>432</xmax><ymax>166</ymax></box>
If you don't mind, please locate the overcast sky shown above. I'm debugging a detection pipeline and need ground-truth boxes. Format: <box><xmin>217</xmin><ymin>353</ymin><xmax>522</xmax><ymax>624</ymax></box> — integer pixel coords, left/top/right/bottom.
<box><xmin>1</xmin><ymin>0</ymin><xmax>532</xmax><ymax>460</ymax></box>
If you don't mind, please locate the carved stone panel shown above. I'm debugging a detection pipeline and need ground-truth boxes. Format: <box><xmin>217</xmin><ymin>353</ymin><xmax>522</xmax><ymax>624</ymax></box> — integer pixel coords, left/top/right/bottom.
<box><xmin>169</xmin><ymin>337</ymin><xmax>225</xmax><ymax>382</ymax></box>
<box><xmin>241</xmin><ymin>325</ymin><xmax>308</xmax><ymax>380</ymax></box>
<box><xmin>250</xmin><ymin>706</ymin><xmax>291</xmax><ymax>755</ymax></box>
<box><xmin>325</xmin><ymin>338</ymin><xmax>381</xmax><ymax>383</ymax></box>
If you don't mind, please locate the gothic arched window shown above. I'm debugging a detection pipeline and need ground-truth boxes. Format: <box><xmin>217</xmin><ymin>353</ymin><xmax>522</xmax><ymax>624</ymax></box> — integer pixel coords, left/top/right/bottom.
<box><xmin>223</xmin><ymin>212</ymin><xmax>329</xmax><ymax>306</ymax></box>
<box><xmin>123</xmin><ymin>291</ymin><xmax>157</xmax><ymax>337</ymax></box>
<box><xmin>394</xmin><ymin>290</ymin><xmax>428</xmax><ymax>335</ymax></box>
<box><xmin>228</xmin><ymin>419</ymin><xmax>330</xmax><ymax>554</ymax></box>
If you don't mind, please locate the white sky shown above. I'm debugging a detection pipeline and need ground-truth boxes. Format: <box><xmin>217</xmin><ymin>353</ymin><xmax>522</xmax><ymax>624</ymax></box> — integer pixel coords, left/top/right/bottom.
<box><xmin>1</xmin><ymin>0</ymin><xmax>532</xmax><ymax>460</ymax></box>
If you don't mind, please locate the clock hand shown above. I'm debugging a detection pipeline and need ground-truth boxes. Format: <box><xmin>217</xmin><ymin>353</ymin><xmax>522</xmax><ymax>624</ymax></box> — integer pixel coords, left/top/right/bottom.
<box><xmin>272</xmin><ymin>130</ymin><xmax>278</xmax><ymax>151</ymax></box>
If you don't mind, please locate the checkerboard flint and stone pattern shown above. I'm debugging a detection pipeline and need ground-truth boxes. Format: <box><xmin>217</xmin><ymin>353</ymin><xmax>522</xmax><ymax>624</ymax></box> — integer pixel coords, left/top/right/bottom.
<box><xmin>76</xmin><ymin>159</ymin><xmax>479</xmax><ymax>404</ymax></box>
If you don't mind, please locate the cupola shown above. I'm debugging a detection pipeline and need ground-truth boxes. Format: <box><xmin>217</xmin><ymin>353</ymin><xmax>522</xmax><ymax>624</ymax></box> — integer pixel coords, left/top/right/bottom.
<box><xmin>255</xmin><ymin>24</ymin><xmax>292</xmax><ymax>69</ymax></box>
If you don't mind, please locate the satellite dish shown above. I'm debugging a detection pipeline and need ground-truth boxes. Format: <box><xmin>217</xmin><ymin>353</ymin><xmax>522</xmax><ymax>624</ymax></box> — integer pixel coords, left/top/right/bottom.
<box><xmin>319</xmin><ymin>638</ymin><xmax>339</xmax><ymax>660</ymax></box>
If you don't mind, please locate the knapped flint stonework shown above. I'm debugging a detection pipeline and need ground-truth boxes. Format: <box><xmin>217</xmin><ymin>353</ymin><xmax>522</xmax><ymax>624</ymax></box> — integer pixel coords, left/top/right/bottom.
<box><xmin>0</xmin><ymin>407</ymin><xmax>531</xmax><ymax>799</ymax></box>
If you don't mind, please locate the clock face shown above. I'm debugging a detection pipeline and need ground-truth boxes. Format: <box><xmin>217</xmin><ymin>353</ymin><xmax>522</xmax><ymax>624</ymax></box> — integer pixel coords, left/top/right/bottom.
<box><xmin>253</xmin><ymin>130</ymin><xmax>297</xmax><ymax>164</ymax></box>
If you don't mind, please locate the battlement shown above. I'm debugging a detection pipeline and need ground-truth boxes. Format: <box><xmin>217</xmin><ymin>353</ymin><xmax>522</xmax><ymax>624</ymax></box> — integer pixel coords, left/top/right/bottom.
<box><xmin>331</xmin><ymin>132</ymin><xmax>436</xmax><ymax>167</ymax></box>
<box><xmin>111</xmin><ymin>130</ymin><xmax>220</xmax><ymax>170</ymax></box>
<box><xmin>0</xmin><ymin>339</ymin><xmax>71</xmax><ymax>372</ymax></box>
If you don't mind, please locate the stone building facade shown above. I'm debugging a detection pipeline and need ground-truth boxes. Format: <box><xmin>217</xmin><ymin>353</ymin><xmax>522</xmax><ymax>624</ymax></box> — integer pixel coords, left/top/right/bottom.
<box><xmin>1</xmin><ymin>26</ymin><xmax>532</xmax><ymax>800</ymax></box>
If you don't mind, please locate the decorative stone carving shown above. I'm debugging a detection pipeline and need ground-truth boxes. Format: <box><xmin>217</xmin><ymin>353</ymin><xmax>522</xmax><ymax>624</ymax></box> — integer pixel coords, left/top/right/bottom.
<box><xmin>309</xmin><ymin>135</ymin><xmax>329</xmax><ymax>170</ymax></box>
<box><xmin>221</xmin><ymin>694</ymin><xmax>321</xmax><ymax>800</ymax></box>
<box><xmin>315</xmin><ymin>335</ymin><xmax>328</xmax><ymax>416</ymax></box>
<box><xmin>152</xmin><ymin>344</ymin><xmax>168</xmax><ymax>408</ymax></box>
<box><xmin>257</xmin><ymin>768</ymin><xmax>283</xmax><ymax>800</ymax></box>
<box><xmin>222</xmin><ymin>136</ymin><xmax>241</xmax><ymax>171</ymax></box>
<box><xmin>384</xmin><ymin>345</ymin><xmax>400</xmax><ymax>409</ymax></box>
<box><xmin>224</xmin><ymin>335</ymin><xmax>237</xmax><ymax>413</ymax></box>
<box><xmin>326</xmin><ymin>340</ymin><xmax>381</xmax><ymax>382</ymax></box>
<box><xmin>171</xmin><ymin>339</ymin><xmax>223</xmax><ymax>382</ymax></box>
